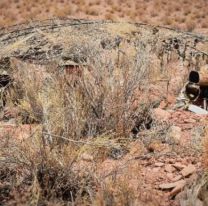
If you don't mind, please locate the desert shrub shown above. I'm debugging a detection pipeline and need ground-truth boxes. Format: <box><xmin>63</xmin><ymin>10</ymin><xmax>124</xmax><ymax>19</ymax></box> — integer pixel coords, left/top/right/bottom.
<box><xmin>0</xmin><ymin>38</ymin><xmax>160</xmax><ymax>205</ymax></box>
<box><xmin>10</xmin><ymin>41</ymin><xmax>151</xmax><ymax>143</ymax></box>
<box><xmin>0</xmin><ymin>133</ymin><xmax>96</xmax><ymax>205</ymax></box>
<box><xmin>1</xmin><ymin>19</ymin><xmax>198</xmax><ymax>205</ymax></box>
<box><xmin>94</xmin><ymin>180</ymin><xmax>136</xmax><ymax>206</ymax></box>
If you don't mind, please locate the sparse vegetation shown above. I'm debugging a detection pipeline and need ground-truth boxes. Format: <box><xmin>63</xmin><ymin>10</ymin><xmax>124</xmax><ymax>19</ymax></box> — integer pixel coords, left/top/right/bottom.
<box><xmin>0</xmin><ymin>25</ymin><xmax>160</xmax><ymax>205</ymax></box>
<box><xmin>0</xmin><ymin>0</ymin><xmax>207</xmax><ymax>204</ymax></box>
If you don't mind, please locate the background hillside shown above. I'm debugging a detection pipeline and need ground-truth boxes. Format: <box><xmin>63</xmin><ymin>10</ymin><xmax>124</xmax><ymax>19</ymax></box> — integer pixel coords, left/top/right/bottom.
<box><xmin>0</xmin><ymin>0</ymin><xmax>207</xmax><ymax>33</ymax></box>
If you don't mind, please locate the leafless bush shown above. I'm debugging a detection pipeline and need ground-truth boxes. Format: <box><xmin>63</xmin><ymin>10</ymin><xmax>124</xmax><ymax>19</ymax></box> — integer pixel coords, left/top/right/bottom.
<box><xmin>0</xmin><ymin>133</ymin><xmax>96</xmax><ymax>205</ymax></box>
<box><xmin>10</xmin><ymin>41</ymin><xmax>152</xmax><ymax>143</ymax></box>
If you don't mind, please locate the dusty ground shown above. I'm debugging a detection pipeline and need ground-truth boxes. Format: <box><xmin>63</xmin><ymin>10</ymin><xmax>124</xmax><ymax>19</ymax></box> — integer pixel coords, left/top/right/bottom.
<box><xmin>0</xmin><ymin>0</ymin><xmax>207</xmax><ymax>34</ymax></box>
<box><xmin>0</xmin><ymin>99</ymin><xmax>207</xmax><ymax>205</ymax></box>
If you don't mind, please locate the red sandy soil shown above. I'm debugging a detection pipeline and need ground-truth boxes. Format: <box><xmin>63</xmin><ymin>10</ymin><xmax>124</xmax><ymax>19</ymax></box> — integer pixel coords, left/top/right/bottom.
<box><xmin>0</xmin><ymin>0</ymin><xmax>207</xmax><ymax>34</ymax></box>
<box><xmin>1</xmin><ymin>97</ymin><xmax>207</xmax><ymax>205</ymax></box>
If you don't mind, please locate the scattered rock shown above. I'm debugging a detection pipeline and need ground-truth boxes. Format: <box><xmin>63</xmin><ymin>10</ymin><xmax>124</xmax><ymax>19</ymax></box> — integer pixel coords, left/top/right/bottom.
<box><xmin>188</xmin><ymin>173</ymin><xmax>198</xmax><ymax>183</ymax></box>
<box><xmin>184</xmin><ymin>118</ymin><xmax>197</xmax><ymax>123</ymax></box>
<box><xmin>173</xmin><ymin>163</ymin><xmax>186</xmax><ymax>170</ymax></box>
<box><xmin>167</xmin><ymin>173</ymin><xmax>174</xmax><ymax>180</ymax></box>
<box><xmin>159</xmin><ymin>180</ymin><xmax>185</xmax><ymax>190</ymax></box>
<box><xmin>172</xmin><ymin>175</ymin><xmax>183</xmax><ymax>182</ymax></box>
<box><xmin>152</xmin><ymin>167</ymin><xmax>160</xmax><ymax>172</ymax></box>
<box><xmin>155</xmin><ymin>162</ymin><xmax>164</xmax><ymax>167</ymax></box>
<box><xmin>167</xmin><ymin>158</ymin><xmax>175</xmax><ymax>164</ymax></box>
<box><xmin>165</xmin><ymin>164</ymin><xmax>176</xmax><ymax>173</ymax></box>
<box><xmin>169</xmin><ymin>180</ymin><xmax>186</xmax><ymax>197</ymax></box>
<box><xmin>181</xmin><ymin>164</ymin><xmax>196</xmax><ymax>177</ymax></box>
<box><xmin>159</xmin><ymin>182</ymin><xmax>177</xmax><ymax>190</ymax></box>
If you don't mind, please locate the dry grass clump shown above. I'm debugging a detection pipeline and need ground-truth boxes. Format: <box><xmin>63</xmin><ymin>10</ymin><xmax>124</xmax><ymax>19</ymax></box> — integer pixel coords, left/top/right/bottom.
<box><xmin>0</xmin><ymin>133</ymin><xmax>95</xmax><ymax>205</ymax></box>
<box><xmin>0</xmin><ymin>132</ymin><xmax>158</xmax><ymax>205</ymax></box>
<box><xmin>9</xmin><ymin>40</ymin><xmax>151</xmax><ymax>141</ymax></box>
<box><xmin>94</xmin><ymin>180</ymin><xmax>136</xmax><ymax>206</ymax></box>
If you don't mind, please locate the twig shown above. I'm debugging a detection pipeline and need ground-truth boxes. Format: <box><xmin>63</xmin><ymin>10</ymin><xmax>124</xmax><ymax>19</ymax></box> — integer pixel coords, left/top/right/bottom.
<box><xmin>42</xmin><ymin>132</ymin><xmax>115</xmax><ymax>148</ymax></box>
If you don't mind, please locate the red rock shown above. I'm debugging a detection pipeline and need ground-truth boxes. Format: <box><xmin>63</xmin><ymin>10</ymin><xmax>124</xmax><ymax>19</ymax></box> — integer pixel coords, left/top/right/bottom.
<box><xmin>169</xmin><ymin>180</ymin><xmax>186</xmax><ymax>197</ymax></box>
<box><xmin>165</xmin><ymin>164</ymin><xmax>176</xmax><ymax>173</ymax></box>
<box><xmin>159</xmin><ymin>182</ymin><xmax>177</xmax><ymax>190</ymax></box>
<box><xmin>152</xmin><ymin>167</ymin><xmax>160</xmax><ymax>172</ymax></box>
<box><xmin>167</xmin><ymin>158</ymin><xmax>175</xmax><ymax>164</ymax></box>
<box><xmin>155</xmin><ymin>162</ymin><xmax>164</xmax><ymax>167</ymax></box>
<box><xmin>184</xmin><ymin>118</ymin><xmax>197</xmax><ymax>123</ymax></box>
<box><xmin>172</xmin><ymin>163</ymin><xmax>186</xmax><ymax>170</ymax></box>
<box><xmin>167</xmin><ymin>173</ymin><xmax>174</xmax><ymax>180</ymax></box>
<box><xmin>172</xmin><ymin>175</ymin><xmax>183</xmax><ymax>182</ymax></box>
<box><xmin>181</xmin><ymin>164</ymin><xmax>196</xmax><ymax>177</ymax></box>
<box><xmin>181</xmin><ymin>124</ymin><xmax>193</xmax><ymax>130</ymax></box>
<box><xmin>159</xmin><ymin>180</ymin><xmax>186</xmax><ymax>190</ymax></box>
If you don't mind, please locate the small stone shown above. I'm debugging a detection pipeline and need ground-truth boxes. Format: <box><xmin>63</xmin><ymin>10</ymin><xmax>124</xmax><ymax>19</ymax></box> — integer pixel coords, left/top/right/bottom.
<box><xmin>167</xmin><ymin>158</ymin><xmax>175</xmax><ymax>164</ymax></box>
<box><xmin>167</xmin><ymin>173</ymin><xmax>174</xmax><ymax>180</ymax></box>
<box><xmin>184</xmin><ymin>118</ymin><xmax>196</xmax><ymax>123</ymax></box>
<box><xmin>183</xmin><ymin>124</ymin><xmax>194</xmax><ymax>130</ymax></box>
<box><xmin>152</xmin><ymin>167</ymin><xmax>160</xmax><ymax>172</ymax></box>
<box><xmin>188</xmin><ymin>173</ymin><xmax>198</xmax><ymax>183</ymax></box>
<box><xmin>165</xmin><ymin>164</ymin><xmax>176</xmax><ymax>173</ymax></box>
<box><xmin>169</xmin><ymin>180</ymin><xmax>186</xmax><ymax>197</ymax></box>
<box><xmin>172</xmin><ymin>175</ymin><xmax>183</xmax><ymax>182</ymax></box>
<box><xmin>173</xmin><ymin>163</ymin><xmax>186</xmax><ymax>170</ymax></box>
<box><xmin>159</xmin><ymin>180</ymin><xmax>185</xmax><ymax>190</ymax></box>
<box><xmin>181</xmin><ymin>164</ymin><xmax>196</xmax><ymax>177</ymax></box>
<box><xmin>155</xmin><ymin>162</ymin><xmax>164</xmax><ymax>167</ymax></box>
<box><xmin>159</xmin><ymin>182</ymin><xmax>177</xmax><ymax>190</ymax></box>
